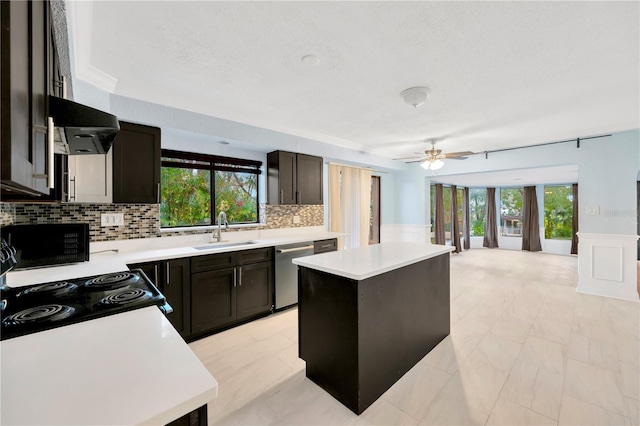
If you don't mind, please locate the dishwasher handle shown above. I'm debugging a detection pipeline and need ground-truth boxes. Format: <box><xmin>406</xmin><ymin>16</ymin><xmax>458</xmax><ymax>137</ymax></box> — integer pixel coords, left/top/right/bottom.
<box><xmin>276</xmin><ymin>245</ymin><xmax>314</xmax><ymax>254</ymax></box>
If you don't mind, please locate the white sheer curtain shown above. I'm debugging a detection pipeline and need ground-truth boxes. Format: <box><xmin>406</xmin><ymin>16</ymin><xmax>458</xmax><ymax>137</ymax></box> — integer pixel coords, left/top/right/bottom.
<box><xmin>329</xmin><ymin>164</ymin><xmax>372</xmax><ymax>250</ymax></box>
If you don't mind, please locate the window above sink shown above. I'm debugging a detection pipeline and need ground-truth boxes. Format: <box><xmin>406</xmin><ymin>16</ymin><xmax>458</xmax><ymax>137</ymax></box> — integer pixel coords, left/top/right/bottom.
<box><xmin>160</xmin><ymin>150</ymin><xmax>262</xmax><ymax>229</ymax></box>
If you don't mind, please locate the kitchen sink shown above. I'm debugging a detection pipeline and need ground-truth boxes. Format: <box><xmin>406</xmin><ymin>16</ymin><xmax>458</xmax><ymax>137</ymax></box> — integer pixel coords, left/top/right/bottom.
<box><xmin>193</xmin><ymin>241</ymin><xmax>258</xmax><ymax>250</ymax></box>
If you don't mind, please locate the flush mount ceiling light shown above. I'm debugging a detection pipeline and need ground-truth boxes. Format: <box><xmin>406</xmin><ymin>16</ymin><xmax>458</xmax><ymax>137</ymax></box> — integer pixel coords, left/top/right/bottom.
<box><xmin>401</xmin><ymin>86</ymin><xmax>431</xmax><ymax>108</ymax></box>
<box><xmin>421</xmin><ymin>159</ymin><xmax>444</xmax><ymax>170</ymax></box>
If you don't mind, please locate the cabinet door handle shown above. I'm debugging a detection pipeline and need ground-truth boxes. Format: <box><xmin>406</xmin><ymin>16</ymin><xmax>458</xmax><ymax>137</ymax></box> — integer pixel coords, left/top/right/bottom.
<box><xmin>69</xmin><ymin>177</ymin><xmax>76</xmax><ymax>201</ymax></box>
<box><xmin>64</xmin><ymin>170</ymin><xmax>70</xmax><ymax>202</ymax></box>
<box><xmin>238</xmin><ymin>267</ymin><xmax>242</xmax><ymax>286</ymax></box>
<box><xmin>165</xmin><ymin>262</ymin><xmax>170</xmax><ymax>286</ymax></box>
<box><xmin>321</xmin><ymin>244</ymin><xmax>333</xmax><ymax>248</ymax></box>
<box><xmin>233</xmin><ymin>268</ymin><xmax>237</xmax><ymax>287</ymax></box>
<box><xmin>280</xmin><ymin>189</ymin><xmax>283</xmax><ymax>204</ymax></box>
<box><xmin>276</xmin><ymin>245</ymin><xmax>314</xmax><ymax>253</ymax></box>
<box><xmin>154</xmin><ymin>264</ymin><xmax>159</xmax><ymax>286</ymax></box>
<box><xmin>46</xmin><ymin>117</ymin><xmax>55</xmax><ymax>189</ymax></box>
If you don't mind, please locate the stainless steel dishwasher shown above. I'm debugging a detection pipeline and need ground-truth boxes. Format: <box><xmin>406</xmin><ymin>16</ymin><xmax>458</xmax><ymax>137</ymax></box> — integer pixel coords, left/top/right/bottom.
<box><xmin>275</xmin><ymin>241</ymin><xmax>315</xmax><ymax>310</ymax></box>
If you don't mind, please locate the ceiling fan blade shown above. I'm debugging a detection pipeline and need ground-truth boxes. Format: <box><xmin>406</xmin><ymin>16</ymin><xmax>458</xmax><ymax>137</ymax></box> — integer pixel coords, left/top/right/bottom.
<box><xmin>447</xmin><ymin>156</ymin><xmax>468</xmax><ymax>160</ymax></box>
<box><xmin>406</xmin><ymin>158</ymin><xmax>428</xmax><ymax>164</ymax></box>
<box><xmin>443</xmin><ymin>151</ymin><xmax>475</xmax><ymax>158</ymax></box>
<box><xmin>393</xmin><ymin>156</ymin><xmax>425</xmax><ymax>160</ymax></box>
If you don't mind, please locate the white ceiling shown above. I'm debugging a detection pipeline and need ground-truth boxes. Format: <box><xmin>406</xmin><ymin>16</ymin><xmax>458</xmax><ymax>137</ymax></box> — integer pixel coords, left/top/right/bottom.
<box><xmin>69</xmin><ymin>1</ymin><xmax>639</xmax><ymax>162</ymax></box>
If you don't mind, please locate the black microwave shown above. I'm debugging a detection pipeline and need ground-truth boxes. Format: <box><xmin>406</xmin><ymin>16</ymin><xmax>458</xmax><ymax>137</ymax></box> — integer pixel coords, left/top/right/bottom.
<box><xmin>0</xmin><ymin>223</ymin><xmax>89</xmax><ymax>269</ymax></box>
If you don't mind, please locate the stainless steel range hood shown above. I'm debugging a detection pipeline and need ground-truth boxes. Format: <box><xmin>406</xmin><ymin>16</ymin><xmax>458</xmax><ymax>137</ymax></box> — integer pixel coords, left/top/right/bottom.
<box><xmin>49</xmin><ymin>96</ymin><xmax>120</xmax><ymax>155</ymax></box>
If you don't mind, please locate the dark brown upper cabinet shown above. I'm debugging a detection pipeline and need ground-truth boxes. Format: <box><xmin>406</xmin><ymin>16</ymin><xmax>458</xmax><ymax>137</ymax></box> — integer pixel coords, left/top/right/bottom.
<box><xmin>1</xmin><ymin>0</ymin><xmax>56</xmax><ymax>196</ymax></box>
<box><xmin>267</xmin><ymin>151</ymin><xmax>323</xmax><ymax>205</ymax></box>
<box><xmin>112</xmin><ymin>121</ymin><xmax>161</xmax><ymax>204</ymax></box>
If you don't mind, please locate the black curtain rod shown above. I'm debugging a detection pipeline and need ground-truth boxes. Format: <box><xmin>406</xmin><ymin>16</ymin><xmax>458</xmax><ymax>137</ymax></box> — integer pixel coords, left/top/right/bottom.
<box><xmin>483</xmin><ymin>134</ymin><xmax>611</xmax><ymax>159</ymax></box>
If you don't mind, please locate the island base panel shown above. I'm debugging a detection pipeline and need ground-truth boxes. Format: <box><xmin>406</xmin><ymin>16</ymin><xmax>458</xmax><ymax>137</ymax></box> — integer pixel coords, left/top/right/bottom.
<box><xmin>299</xmin><ymin>253</ymin><xmax>450</xmax><ymax>415</ymax></box>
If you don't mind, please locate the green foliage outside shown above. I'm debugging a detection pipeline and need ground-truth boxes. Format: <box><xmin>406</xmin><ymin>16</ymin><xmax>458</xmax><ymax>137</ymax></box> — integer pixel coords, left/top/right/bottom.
<box><xmin>469</xmin><ymin>188</ymin><xmax>486</xmax><ymax>236</ymax></box>
<box><xmin>500</xmin><ymin>188</ymin><xmax>524</xmax><ymax>218</ymax></box>
<box><xmin>160</xmin><ymin>167</ymin><xmax>211</xmax><ymax>227</ymax></box>
<box><xmin>160</xmin><ymin>167</ymin><xmax>258</xmax><ymax>227</ymax></box>
<box><xmin>214</xmin><ymin>171</ymin><xmax>257</xmax><ymax>223</ymax></box>
<box><xmin>544</xmin><ymin>186</ymin><xmax>573</xmax><ymax>239</ymax></box>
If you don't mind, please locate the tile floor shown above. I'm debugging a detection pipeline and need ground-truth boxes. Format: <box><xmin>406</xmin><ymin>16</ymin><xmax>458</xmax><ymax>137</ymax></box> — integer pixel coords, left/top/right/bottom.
<box><xmin>189</xmin><ymin>249</ymin><xmax>640</xmax><ymax>425</ymax></box>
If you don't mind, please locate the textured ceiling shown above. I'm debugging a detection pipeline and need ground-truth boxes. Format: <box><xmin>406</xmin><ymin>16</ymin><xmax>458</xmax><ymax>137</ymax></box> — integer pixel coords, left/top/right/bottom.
<box><xmin>69</xmin><ymin>1</ymin><xmax>639</xmax><ymax>161</ymax></box>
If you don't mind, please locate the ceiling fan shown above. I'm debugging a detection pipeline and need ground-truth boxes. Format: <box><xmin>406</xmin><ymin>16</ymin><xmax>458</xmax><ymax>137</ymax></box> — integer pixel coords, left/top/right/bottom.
<box><xmin>393</xmin><ymin>140</ymin><xmax>475</xmax><ymax>170</ymax></box>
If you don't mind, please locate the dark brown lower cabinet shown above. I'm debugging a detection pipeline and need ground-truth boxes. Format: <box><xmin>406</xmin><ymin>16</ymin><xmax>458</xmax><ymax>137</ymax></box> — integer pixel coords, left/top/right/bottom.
<box><xmin>190</xmin><ymin>248</ymin><xmax>274</xmax><ymax>337</ymax></box>
<box><xmin>132</xmin><ymin>248</ymin><xmax>274</xmax><ymax>340</ymax></box>
<box><xmin>191</xmin><ymin>267</ymin><xmax>237</xmax><ymax>333</ymax></box>
<box><xmin>166</xmin><ymin>404</ymin><xmax>207</xmax><ymax>426</ymax></box>
<box><xmin>236</xmin><ymin>261</ymin><xmax>273</xmax><ymax>321</ymax></box>
<box><xmin>128</xmin><ymin>258</ymin><xmax>191</xmax><ymax>338</ymax></box>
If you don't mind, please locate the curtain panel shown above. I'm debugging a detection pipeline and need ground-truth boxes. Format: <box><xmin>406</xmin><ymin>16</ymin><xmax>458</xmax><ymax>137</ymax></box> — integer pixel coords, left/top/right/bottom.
<box><xmin>483</xmin><ymin>188</ymin><xmax>499</xmax><ymax>248</ymax></box>
<box><xmin>328</xmin><ymin>164</ymin><xmax>371</xmax><ymax>250</ymax></box>
<box><xmin>434</xmin><ymin>184</ymin><xmax>445</xmax><ymax>245</ymax></box>
<box><xmin>463</xmin><ymin>187</ymin><xmax>470</xmax><ymax>250</ymax></box>
<box><xmin>571</xmin><ymin>183</ymin><xmax>578</xmax><ymax>255</ymax></box>
<box><xmin>451</xmin><ymin>185</ymin><xmax>461</xmax><ymax>253</ymax></box>
<box><xmin>522</xmin><ymin>186</ymin><xmax>542</xmax><ymax>252</ymax></box>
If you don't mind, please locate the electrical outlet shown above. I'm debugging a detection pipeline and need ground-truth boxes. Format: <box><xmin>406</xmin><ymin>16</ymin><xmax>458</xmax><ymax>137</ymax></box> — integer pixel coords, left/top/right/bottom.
<box><xmin>293</xmin><ymin>215</ymin><xmax>301</xmax><ymax>224</ymax></box>
<box><xmin>101</xmin><ymin>213</ymin><xmax>124</xmax><ymax>227</ymax></box>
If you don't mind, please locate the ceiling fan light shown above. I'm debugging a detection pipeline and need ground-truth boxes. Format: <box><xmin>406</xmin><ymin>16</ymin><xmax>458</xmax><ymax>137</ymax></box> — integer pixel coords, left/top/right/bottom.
<box><xmin>421</xmin><ymin>159</ymin><xmax>444</xmax><ymax>170</ymax></box>
<box><xmin>401</xmin><ymin>87</ymin><xmax>431</xmax><ymax>108</ymax></box>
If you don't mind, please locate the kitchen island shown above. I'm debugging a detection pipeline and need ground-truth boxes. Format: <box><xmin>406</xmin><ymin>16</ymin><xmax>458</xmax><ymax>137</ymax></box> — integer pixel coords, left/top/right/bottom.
<box><xmin>293</xmin><ymin>242</ymin><xmax>453</xmax><ymax>415</ymax></box>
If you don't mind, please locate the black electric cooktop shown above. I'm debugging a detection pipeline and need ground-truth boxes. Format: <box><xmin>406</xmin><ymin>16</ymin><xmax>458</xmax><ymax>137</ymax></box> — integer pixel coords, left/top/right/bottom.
<box><xmin>0</xmin><ymin>270</ymin><xmax>172</xmax><ymax>341</ymax></box>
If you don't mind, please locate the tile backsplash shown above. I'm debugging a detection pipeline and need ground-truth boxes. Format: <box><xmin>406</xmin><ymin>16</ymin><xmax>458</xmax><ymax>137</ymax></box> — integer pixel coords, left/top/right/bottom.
<box><xmin>1</xmin><ymin>202</ymin><xmax>324</xmax><ymax>242</ymax></box>
<box><xmin>0</xmin><ymin>203</ymin><xmax>15</xmax><ymax>227</ymax></box>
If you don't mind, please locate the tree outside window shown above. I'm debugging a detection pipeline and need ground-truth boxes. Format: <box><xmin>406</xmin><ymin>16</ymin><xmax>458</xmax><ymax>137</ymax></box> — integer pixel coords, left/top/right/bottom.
<box><xmin>469</xmin><ymin>188</ymin><xmax>486</xmax><ymax>236</ymax></box>
<box><xmin>544</xmin><ymin>185</ymin><xmax>573</xmax><ymax>239</ymax></box>
<box><xmin>501</xmin><ymin>188</ymin><xmax>523</xmax><ymax>236</ymax></box>
<box><xmin>160</xmin><ymin>150</ymin><xmax>260</xmax><ymax>228</ymax></box>
<box><xmin>443</xmin><ymin>186</ymin><xmax>452</xmax><ymax>244</ymax></box>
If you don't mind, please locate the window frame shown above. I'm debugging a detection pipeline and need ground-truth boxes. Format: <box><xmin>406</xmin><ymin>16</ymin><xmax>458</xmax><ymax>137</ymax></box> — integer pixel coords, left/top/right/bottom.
<box><xmin>160</xmin><ymin>149</ymin><xmax>262</xmax><ymax>228</ymax></box>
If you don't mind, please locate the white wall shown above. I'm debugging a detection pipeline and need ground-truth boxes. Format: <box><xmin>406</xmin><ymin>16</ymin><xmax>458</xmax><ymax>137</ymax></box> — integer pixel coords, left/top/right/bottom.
<box><xmin>575</xmin><ymin>130</ymin><xmax>639</xmax><ymax>301</ymax></box>
<box><xmin>73</xmin><ymin>77</ymin><xmax>640</xmax><ymax>299</ymax></box>
<box><xmin>578</xmin><ymin>130</ymin><xmax>639</xmax><ymax>235</ymax></box>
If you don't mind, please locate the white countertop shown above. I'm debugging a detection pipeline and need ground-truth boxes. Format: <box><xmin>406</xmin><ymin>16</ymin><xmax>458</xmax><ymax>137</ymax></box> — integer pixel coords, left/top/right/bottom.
<box><xmin>0</xmin><ymin>306</ymin><xmax>218</xmax><ymax>425</ymax></box>
<box><xmin>5</xmin><ymin>228</ymin><xmax>344</xmax><ymax>288</ymax></box>
<box><xmin>1</xmin><ymin>227</ymin><xmax>342</xmax><ymax>424</ymax></box>
<box><xmin>292</xmin><ymin>242</ymin><xmax>453</xmax><ymax>280</ymax></box>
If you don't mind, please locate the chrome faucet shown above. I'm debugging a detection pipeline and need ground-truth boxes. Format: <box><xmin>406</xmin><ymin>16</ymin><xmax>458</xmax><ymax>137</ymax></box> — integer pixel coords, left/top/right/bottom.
<box><xmin>212</xmin><ymin>211</ymin><xmax>229</xmax><ymax>242</ymax></box>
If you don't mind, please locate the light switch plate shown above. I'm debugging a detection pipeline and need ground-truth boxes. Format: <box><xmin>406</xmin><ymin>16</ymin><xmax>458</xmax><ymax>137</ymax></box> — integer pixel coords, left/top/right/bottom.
<box><xmin>101</xmin><ymin>213</ymin><xmax>124</xmax><ymax>227</ymax></box>
<box><xmin>585</xmin><ymin>205</ymin><xmax>600</xmax><ymax>215</ymax></box>
<box><xmin>293</xmin><ymin>215</ymin><xmax>301</xmax><ymax>224</ymax></box>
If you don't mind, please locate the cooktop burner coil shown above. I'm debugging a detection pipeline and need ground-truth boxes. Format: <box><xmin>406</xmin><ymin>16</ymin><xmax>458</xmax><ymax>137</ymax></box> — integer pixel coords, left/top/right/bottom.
<box><xmin>2</xmin><ymin>304</ymin><xmax>75</xmax><ymax>326</ymax></box>
<box><xmin>84</xmin><ymin>272</ymin><xmax>140</xmax><ymax>290</ymax></box>
<box><xmin>96</xmin><ymin>288</ymin><xmax>153</xmax><ymax>308</ymax></box>
<box><xmin>20</xmin><ymin>281</ymin><xmax>78</xmax><ymax>298</ymax></box>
